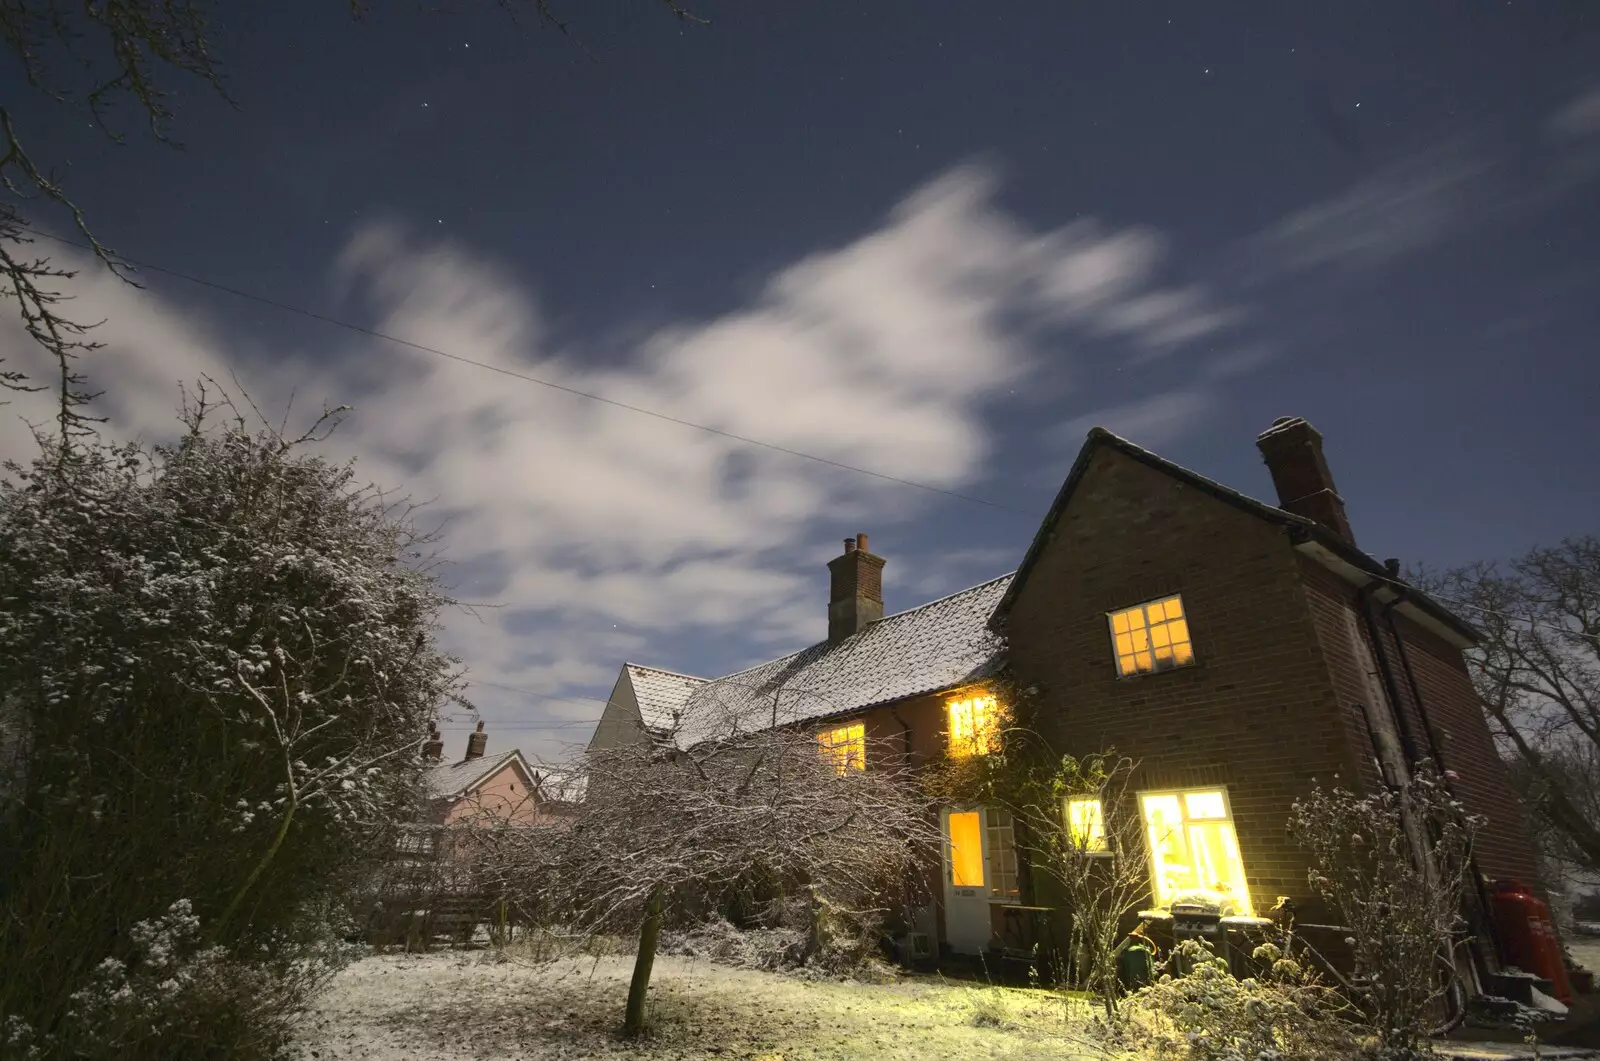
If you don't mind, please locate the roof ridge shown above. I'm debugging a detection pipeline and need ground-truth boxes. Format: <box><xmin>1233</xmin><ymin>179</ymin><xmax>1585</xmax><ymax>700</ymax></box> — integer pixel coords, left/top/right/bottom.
<box><xmin>703</xmin><ymin>571</ymin><xmax>1014</xmax><ymax>688</ymax></box>
<box><xmin>878</xmin><ymin>570</ymin><xmax>1016</xmax><ymax>621</ymax></box>
<box><xmin>623</xmin><ymin>662</ymin><xmax>709</xmax><ymax>682</ymax></box>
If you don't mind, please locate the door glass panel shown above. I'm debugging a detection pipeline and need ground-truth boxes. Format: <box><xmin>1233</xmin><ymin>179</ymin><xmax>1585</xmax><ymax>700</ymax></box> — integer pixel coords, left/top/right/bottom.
<box><xmin>947</xmin><ymin>811</ymin><xmax>984</xmax><ymax>887</ymax></box>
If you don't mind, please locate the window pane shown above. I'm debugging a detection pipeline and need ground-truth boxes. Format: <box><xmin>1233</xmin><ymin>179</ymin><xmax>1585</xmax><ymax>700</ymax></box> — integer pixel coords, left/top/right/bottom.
<box><xmin>1068</xmin><ymin>797</ymin><xmax>1107</xmax><ymax>851</ymax></box>
<box><xmin>1168</xmin><ymin>618</ymin><xmax>1190</xmax><ymax>644</ymax></box>
<box><xmin>1161</xmin><ymin>596</ymin><xmax>1184</xmax><ymax>619</ymax></box>
<box><xmin>1173</xmin><ymin>642</ymin><xmax>1195</xmax><ymax>665</ymax></box>
<box><xmin>1117</xmin><ymin>654</ymin><xmax>1137</xmax><ymax>676</ymax></box>
<box><xmin>1130</xmin><ymin>628</ymin><xmax>1150</xmax><ymax>652</ymax></box>
<box><xmin>1151</xmin><ymin>625</ymin><xmax>1171</xmax><ymax>648</ymax></box>
<box><xmin>948</xmin><ymin>811</ymin><xmax>984</xmax><ymax>887</ymax></box>
<box><xmin>1112</xmin><ymin>611</ymin><xmax>1130</xmax><ymax>634</ymax></box>
<box><xmin>1142</xmin><ymin>795</ymin><xmax>1187</xmax><ymax>906</ymax></box>
<box><xmin>1116</xmin><ymin>632</ymin><xmax>1134</xmax><ymax>655</ymax></box>
<box><xmin>1147</xmin><ymin>599</ymin><xmax>1168</xmax><ymax>623</ymax></box>
<box><xmin>1142</xmin><ymin>789</ymin><xmax>1253</xmax><ymax>917</ymax></box>
<box><xmin>1135</xmin><ymin>650</ymin><xmax>1152</xmax><ymax>671</ymax></box>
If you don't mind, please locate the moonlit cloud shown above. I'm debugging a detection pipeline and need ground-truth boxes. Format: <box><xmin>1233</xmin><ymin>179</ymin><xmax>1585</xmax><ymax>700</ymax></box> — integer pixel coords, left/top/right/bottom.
<box><xmin>0</xmin><ymin>163</ymin><xmax>1244</xmax><ymax>761</ymax></box>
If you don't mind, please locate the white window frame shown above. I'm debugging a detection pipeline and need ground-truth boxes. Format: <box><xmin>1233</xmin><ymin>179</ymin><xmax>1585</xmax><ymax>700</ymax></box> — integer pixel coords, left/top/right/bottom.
<box><xmin>817</xmin><ymin>720</ymin><xmax>866</xmax><ymax>775</ymax></box>
<box><xmin>1107</xmin><ymin>594</ymin><xmax>1196</xmax><ymax>678</ymax></box>
<box><xmin>1063</xmin><ymin>796</ymin><xmax>1113</xmax><ymax>857</ymax></box>
<box><xmin>1137</xmin><ymin>785</ymin><xmax>1253</xmax><ymax>916</ymax></box>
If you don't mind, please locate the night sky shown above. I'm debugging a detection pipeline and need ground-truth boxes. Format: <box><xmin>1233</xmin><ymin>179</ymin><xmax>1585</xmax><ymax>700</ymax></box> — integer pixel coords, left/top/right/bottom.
<box><xmin>3</xmin><ymin>1</ymin><xmax>1596</xmax><ymax>762</ymax></box>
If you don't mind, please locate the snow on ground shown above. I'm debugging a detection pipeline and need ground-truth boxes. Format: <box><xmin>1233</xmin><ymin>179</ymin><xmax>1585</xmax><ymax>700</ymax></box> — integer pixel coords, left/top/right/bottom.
<box><xmin>288</xmin><ymin>950</ymin><xmax>1108</xmax><ymax>1061</ymax></box>
<box><xmin>1569</xmin><ymin>931</ymin><xmax>1600</xmax><ymax>978</ymax></box>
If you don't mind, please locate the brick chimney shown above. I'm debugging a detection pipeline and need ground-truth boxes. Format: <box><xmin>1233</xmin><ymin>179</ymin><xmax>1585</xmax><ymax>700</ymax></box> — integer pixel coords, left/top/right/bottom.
<box><xmin>464</xmin><ymin>720</ymin><xmax>488</xmax><ymax>762</ymax></box>
<box><xmin>1255</xmin><ymin>416</ymin><xmax>1357</xmax><ymax>545</ymax></box>
<box><xmin>827</xmin><ymin>532</ymin><xmax>885</xmax><ymax>644</ymax></box>
<box><xmin>421</xmin><ymin>722</ymin><xmax>444</xmax><ymax>763</ymax></box>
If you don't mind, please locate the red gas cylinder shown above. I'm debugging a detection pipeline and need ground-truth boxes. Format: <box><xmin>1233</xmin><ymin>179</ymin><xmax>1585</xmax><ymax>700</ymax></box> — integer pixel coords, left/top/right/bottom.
<box><xmin>1492</xmin><ymin>879</ymin><xmax>1573</xmax><ymax>1005</ymax></box>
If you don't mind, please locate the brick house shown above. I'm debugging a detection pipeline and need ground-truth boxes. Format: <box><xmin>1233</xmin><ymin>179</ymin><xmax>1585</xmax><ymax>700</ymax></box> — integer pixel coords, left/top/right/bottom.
<box><xmin>587</xmin><ymin>417</ymin><xmax>1540</xmax><ymax>990</ymax></box>
<box><xmin>399</xmin><ymin>721</ymin><xmax>573</xmax><ymax>859</ymax></box>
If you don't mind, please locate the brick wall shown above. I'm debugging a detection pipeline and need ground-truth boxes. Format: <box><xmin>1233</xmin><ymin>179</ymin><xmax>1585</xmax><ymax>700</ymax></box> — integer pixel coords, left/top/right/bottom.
<box><xmin>1002</xmin><ymin>447</ymin><xmax>1364</xmax><ymax>916</ymax></box>
<box><xmin>1298</xmin><ymin>558</ymin><xmax>1543</xmax><ymax>892</ymax></box>
<box><xmin>1385</xmin><ymin>611</ymin><xmax>1542</xmax><ymax>888</ymax></box>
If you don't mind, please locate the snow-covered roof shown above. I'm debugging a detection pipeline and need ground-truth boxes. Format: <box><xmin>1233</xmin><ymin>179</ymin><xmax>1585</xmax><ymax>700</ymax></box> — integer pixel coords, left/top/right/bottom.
<box><xmin>424</xmin><ymin>749</ymin><xmax>527</xmax><ymax>801</ymax></box>
<box><xmin>666</xmin><ymin>573</ymin><xmax>1012</xmax><ymax>748</ymax></box>
<box><xmin>623</xmin><ymin>663</ymin><xmax>708</xmax><ymax>733</ymax></box>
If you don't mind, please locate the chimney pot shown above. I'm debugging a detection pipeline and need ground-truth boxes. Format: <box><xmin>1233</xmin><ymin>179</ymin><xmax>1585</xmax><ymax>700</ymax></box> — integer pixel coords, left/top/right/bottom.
<box><xmin>464</xmin><ymin>720</ymin><xmax>488</xmax><ymax>762</ymax></box>
<box><xmin>826</xmin><ymin>531</ymin><xmax>885</xmax><ymax>644</ymax></box>
<box><xmin>1255</xmin><ymin>416</ymin><xmax>1357</xmax><ymax>545</ymax></box>
<box><xmin>421</xmin><ymin>722</ymin><xmax>445</xmax><ymax>764</ymax></box>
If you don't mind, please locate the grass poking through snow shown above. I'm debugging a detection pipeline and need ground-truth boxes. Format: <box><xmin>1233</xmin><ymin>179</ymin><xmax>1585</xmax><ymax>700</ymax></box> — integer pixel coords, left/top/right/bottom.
<box><xmin>289</xmin><ymin>950</ymin><xmax>1113</xmax><ymax>1060</ymax></box>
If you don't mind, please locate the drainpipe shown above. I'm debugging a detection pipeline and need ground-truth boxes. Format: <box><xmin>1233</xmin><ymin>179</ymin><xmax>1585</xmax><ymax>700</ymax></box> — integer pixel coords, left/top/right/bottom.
<box><xmin>1378</xmin><ymin>576</ymin><xmax>1502</xmax><ymax>987</ymax></box>
<box><xmin>1357</xmin><ymin>580</ymin><xmax>1422</xmax><ymax>768</ymax></box>
<box><xmin>889</xmin><ymin>706</ymin><xmax>914</xmax><ymax>769</ymax></box>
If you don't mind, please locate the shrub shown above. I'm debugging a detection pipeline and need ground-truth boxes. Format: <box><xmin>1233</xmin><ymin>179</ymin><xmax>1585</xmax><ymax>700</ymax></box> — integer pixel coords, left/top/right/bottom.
<box><xmin>1114</xmin><ymin>938</ymin><xmax>1362</xmax><ymax>1061</ymax></box>
<box><xmin>0</xmin><ymin>387</ymin><xmax>465</xmax><ymax>1057</ymax></box>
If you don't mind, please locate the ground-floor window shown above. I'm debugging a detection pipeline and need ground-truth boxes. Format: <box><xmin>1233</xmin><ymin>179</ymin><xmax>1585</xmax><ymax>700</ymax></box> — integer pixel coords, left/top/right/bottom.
<box><xmin>985</xmin><ymin>807</ymin><xmax>1020</xmax><ymax>901</ymax></box>
<box><xmin>1139</xmin><ymin>787</ymin><xmax>1253</xmax><ymax>916</ymax></box>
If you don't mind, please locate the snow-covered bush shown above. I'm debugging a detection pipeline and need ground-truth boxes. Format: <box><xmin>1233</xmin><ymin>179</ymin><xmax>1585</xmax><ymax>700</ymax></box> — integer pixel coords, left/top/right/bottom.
<box><xmin>1114</xmin><ymin>938</ymin><xmax>1362</xmax><ymax>1061</ymax></box>
<box><xmin>1287</xmin><ymin>761</ymin><xmax>1480</xmax><ymax>1060</ymax></box>
<box><xmin>0</xmin><ymin>385</ymin><xmax>466</xmax><ymax>1057</ymax></box>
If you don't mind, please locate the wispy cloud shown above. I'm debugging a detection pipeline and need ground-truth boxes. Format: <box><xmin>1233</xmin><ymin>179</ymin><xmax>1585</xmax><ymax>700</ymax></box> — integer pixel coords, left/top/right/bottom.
<box><xmin>0</xmin><ymin>163</ymin><xmax>1246</xmax><ymax>761</ymax></box>
<box><xmin>1050</xmin><ymin>389</ymin><xmax>1219</xmax><ymax>454</ymax></box>
<box><xmin>1548</xmin><ymin>85</ymin><xmax>1600</xmax><ymax>141</ymax></box>
<box><xmin>1257</xmin><ymin>144</ymin><xmax>1487</xmax><ymax>274</ymax></box>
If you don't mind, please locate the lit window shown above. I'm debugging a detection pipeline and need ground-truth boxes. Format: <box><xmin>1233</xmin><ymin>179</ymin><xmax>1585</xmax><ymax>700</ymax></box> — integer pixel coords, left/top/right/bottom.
<box><xmin>817</xmin><ymin>721</ymin><xmax>866</xmax><ymax>774</ymax></box>
<box><xmin>1109</xmin><ymin>596</ymin><xmax>1195</xmax><ymax>677</ymax></box>
<box><xmin>1066</xmin><ymin>797</ymin><xmax>1110</xmax><ymax>853</ymax></box>
<box><xmin>985</xmin><ymin>808</ymin><xmax>1021</xmax><ymax>900</ymax></box>
<box><xmin>947</xmin><ymin>810</ymin><xmax>985</xmax><ymax>887</ymax></box>
<box><xmin>1140</xmin><ymin>788</ymin><xmax>1253</xmax><ymax>916</ymax></box>
<box><xmin>946</xmin><ymin>693</ymin><xmax>1002</xmax><ymax>758</ymax></box>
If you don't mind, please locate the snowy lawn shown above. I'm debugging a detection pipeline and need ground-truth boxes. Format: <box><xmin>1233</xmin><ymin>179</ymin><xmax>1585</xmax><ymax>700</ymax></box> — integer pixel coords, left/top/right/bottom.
<box><xmin>289</xmin><ymin>950</ymin><xmax>1111</xmax><ymax>1060</ymax></box>
<box><xmin>1569</xmin><ymin>932</ymin><xmax>1600</xmax><ymax>978</ymax></box>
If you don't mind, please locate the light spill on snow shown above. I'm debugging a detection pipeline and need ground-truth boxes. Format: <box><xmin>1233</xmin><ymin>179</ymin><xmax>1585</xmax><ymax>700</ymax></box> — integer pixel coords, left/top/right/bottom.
<box><xmin>288</xmin><ymin>950</ymin><xmax>1102</xmax><ymax>1060</ymax></box>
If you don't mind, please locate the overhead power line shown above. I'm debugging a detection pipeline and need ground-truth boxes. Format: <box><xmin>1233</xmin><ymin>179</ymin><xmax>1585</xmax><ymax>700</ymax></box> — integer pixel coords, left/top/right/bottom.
<box><xmin>34</xmin><ymin>232</ymin><xmax>1033</xmax><ymax>517</ymax></box>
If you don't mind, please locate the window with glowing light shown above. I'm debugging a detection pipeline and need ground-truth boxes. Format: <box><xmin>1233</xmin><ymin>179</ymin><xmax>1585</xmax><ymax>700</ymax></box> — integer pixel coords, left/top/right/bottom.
<box><xmin>1109</xmin><ymin>595</ymin><xmax>1195</xmax><ymax>677</ymax></box>
<box><xmin>817</xmin><ymin>721</ymin><xmax>866</xmax><ymax>775</ymax></box>
<box><xmin>946</xmin><ymin>693</ymin><xmax>1001</xmax><ymax>758</ymax></box>
<box><xmin>1066</xmin><ymin>797</ymin><xmax>1110</xmax><ymax>854</ymax></box>
<box><xmin>1140</xmin><ymin>788</ymin><xmax>1252</xmax><ymax>916</ymax></box>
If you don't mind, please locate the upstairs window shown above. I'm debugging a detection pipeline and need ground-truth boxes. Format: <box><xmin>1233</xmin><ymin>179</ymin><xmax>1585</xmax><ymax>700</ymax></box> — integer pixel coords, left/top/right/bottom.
<box><xmin>946</xmin><ymin>693</ymin><xmax>1001</xmax><ymax>758</ymax></box>
<box><xmin>1109</xmin><ymin>595</ymin><xmax>1195</xmax><ymax>677</ymax></box>
<box><xmin>1066</xmin><ymin>797</ymin><xmax>1111</xmax><ymax>854</ymax></box>
<box><xmin>817</xmin><ymin>721</ymin><xmax>866</xmax><ymax>775</ymax></box>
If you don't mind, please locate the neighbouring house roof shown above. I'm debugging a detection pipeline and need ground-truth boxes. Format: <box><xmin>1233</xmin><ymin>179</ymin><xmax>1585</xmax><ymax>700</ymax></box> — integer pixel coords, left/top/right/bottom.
<box><xmin>424</xmin><ymin>749</ymin><xmax>533</xmax><ymax>802</ymax></box>
<box><xmin>623</xmin><ymin>663</ymin><xmax>709</xmax><ymax>735</ymax></box>
<box><xmin>665</xmin><ymin>574</ymin><xmax>1012</xmax><ymax>749</ymax></box>
<box><xmin>988</xmin><ymin>428</ymin><xmax>1479</xmax><ymax>646</ymax></box>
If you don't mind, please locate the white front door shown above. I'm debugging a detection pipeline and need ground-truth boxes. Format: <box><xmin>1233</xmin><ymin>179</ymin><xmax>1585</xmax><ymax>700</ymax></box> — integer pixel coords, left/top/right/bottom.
<box><xmin>942</xmin><ymin>806</ymin><xmax>1018</xmax><ymax>955</ymax></box>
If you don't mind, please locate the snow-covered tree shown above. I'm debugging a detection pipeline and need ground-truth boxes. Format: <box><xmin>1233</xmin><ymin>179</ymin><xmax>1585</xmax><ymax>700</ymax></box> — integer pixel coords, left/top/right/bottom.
<box><xmin>481</xmin><ymin>680</ymin><xmax>942</xmax><ymax>1037</ymax></box>
<box><xmin>0</xmin><ymin>382</ymin><xmax>468</xmax><ymax>1057</ymax></box>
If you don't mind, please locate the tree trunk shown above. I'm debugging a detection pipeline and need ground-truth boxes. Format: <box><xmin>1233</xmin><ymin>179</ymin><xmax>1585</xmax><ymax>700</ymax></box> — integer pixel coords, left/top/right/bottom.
<box><xmin>623</xmin><ymin>885</ymin><xmax>665</xmax><ymax>1037</ymax></box>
